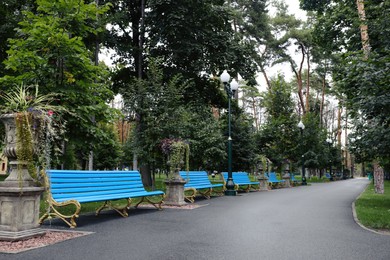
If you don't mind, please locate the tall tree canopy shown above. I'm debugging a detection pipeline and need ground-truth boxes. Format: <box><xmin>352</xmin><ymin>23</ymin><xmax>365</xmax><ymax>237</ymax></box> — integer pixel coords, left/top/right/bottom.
<box><xmin>0</xmin><ymin>0</ymin><xmax>116</xmax><ymax>168</ymax></box>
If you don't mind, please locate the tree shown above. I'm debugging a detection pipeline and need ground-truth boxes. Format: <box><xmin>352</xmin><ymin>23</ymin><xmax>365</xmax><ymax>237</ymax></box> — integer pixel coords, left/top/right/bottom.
<box><xmin>93</xmin><ymin>122</ymin><xmax>122</xmax><ymax>170</ymax></box>
<box><xmin>256</xmin><ymin>75</ymin><xmax>300</xmax><ymax>171</ymax></box>
<box><xmin>269</xmin><ymin>1</ymin><xmax>313</xmax><ymax>115</ymax></box>
<box><xmin>305</xmin><ymin>0</ymin><xmax>389</xmax><ymax>191</ymax></box>
<box><xmin>0</xmin><ymin>0</ymin><xmax>36</xmax><ymax>77</ymax></box>
<box><xmin>123</xmin><ymin>59</ymin><xmax>226</xmax><ymax>184</ymax></box>
<box><xmin>0</xmin><ymin>0</ymin><xmax>116</xmax><ymax>169</ymax></box>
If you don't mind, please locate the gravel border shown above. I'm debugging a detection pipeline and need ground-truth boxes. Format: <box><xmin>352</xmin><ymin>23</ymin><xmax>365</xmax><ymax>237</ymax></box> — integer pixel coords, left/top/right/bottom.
<box><xmin>0</xmin><ymin>229</ymin><xmax>93</xmax><ymax>254</ymax></box>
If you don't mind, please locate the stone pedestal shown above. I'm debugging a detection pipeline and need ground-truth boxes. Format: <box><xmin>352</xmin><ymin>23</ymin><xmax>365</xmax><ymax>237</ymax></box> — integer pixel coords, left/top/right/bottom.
<box><xmin>0</xmin><ymin>186</ymin><xmax>46</xmax><ymax>241</ymax></box>
<box><xmin>257</xmin><ymin>175</ymin><xmax>269</xmax><ymax>191</ymax></box>
<box><xmin>164</xmin><ymin>179</ymin><xmax>187</xmax><ymax>206</ymax></box>
<box><xmin>282</xmin><ymin>174</ymin><xmax>291</xmax><ymax>188</ymax></box>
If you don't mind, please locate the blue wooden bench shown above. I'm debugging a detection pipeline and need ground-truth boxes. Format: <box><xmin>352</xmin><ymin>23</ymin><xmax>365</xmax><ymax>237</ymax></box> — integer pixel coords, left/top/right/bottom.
<box><xmin>325</xmin><ymin>173</ymin><xmax>332</xmax><ymax>180</ymax></box>
<box><xmin>267</xmin><ymin>172</ymin><xmax>285</xmax><ymax>188</ymax></box>
<box><xmin>39</xmin><ymin>170</ymin><xmax>165</xmax><ymax>228</ymax></box>
<box><xmin>290</xmin><ymin>173</ymin><xmax>301</xmax><ymax>186</ymax></box>
<box><xmin>222</xmin><ymin>172</ymin><xmax>260</xmax><ymax>192</ymax></box>
<box><xmin>179</xmin><ymin>171</ymin><xmax>224</xmax><ymax>203</ymax></box>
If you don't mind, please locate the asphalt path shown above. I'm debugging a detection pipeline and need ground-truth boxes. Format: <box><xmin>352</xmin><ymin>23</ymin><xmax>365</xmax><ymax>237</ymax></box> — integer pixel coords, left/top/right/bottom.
<box><xmin>3</xmin><ymin>178</ymin><xmax>390</xmax><ymax>260</ymax></box>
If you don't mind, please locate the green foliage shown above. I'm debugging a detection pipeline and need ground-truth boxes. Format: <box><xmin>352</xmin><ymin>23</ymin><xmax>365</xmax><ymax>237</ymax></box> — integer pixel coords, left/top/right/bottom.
<box><xmin>0</xmin><ymin>0</ymin><xmax>117</xmax><ymax>168</ymax></box>
<box><xmin>335</xmin><ymin>1</ymin><xmax>390</xmax><ymax>163</ymax></box>
<box><xmin>61</xmin><ymin>141</ymin><xmax>79</xmax><ymax>170</ymax></box>
<box><xmin>0</xmin><ymin>84</ymin><xmax>62</xmax><ymax>114</ymax></box>
<box><xmin>161</xmin><ymin>139</ymin><xmax>190</xmax><ymax>179</ymax></box>
<box><xmin>15</xmin><ymin>113</ymin><xmax>35</xmax><ymax>179</ymax></box>
<box><xmin>123</xmin><ymin>59</ymin><xmax>225</xmax><ymax>173</ymax></box>
<box><xmin>0</xmin><ymin>0</ymin><xmax>37</xmax><ymax>76</ymax></box>
<box><xmin>93</xmin><ymin>123</ymin><xmax>123</xmax><ymax>170</ymax></box>
<box><xmin>300</xmin><ymin>0</ymin><xmax>331</xmax><ymax>13</ymax></box>
<box><xmin>256</xmin><ymin>75</ymin><xmax>299</xmax><ymax>169</ymax></box>
<box><xmin>0</xmin><ymin>84</ymin><xmax>65</xmax><ymax>178</ymax></box>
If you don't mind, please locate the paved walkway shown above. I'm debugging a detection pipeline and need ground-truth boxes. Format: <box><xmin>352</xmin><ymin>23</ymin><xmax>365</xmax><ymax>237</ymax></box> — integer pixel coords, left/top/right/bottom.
<box><xmin>4</xmin><ymin>178</ymin><xmax>390</xmax><ymax>260</ymax></box>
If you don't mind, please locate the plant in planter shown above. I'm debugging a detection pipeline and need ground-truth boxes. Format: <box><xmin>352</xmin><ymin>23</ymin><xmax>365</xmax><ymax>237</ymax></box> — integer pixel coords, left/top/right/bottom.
<box><xmin>0</xmin><ymin>84</ymin><xmax>63</xmax><ymax>186</ymax></box>
<box><xmin>160</xmin><ymin>138</ymin><xmax>190</xmax><ymax>206</ymax></box>
<box><xmin>0</xmin><ymin>84</ymin><xmax>64</xmax><ymax>241</ymax></box>
<box><xmin>160</xmin><ymin>138</ymin><xmax>190</xmax><ymax>180</ymax></box>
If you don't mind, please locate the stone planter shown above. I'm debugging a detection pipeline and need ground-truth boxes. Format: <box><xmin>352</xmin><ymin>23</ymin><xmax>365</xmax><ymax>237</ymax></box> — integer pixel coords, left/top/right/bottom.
<box><xmin>282</xmin><ymin>173</ymin><xmax>291</xmax><ymax>188</ymax></box>
<box><xmin>0</xmin><ymin>113</ymin><xmax>45</xmax><ymax>241</ymax></box>
<box><xmin>0</xmin><ymin>114</ymin><xmax>37</xmax><ymax>187</ymax></box>
<box><xmin>163</xmin><ymin>169</ymin><xmax>187</xmax><ymax>206</ymax></box>
<box><xmin>164</xmin><ymin>178</ymin><xmax>187</xmax><ymax>206</ymax></box>
<box><xmin>257</xmin><ymin>174</ymin><xmax>269</xmax><ymax>191</ymax></box>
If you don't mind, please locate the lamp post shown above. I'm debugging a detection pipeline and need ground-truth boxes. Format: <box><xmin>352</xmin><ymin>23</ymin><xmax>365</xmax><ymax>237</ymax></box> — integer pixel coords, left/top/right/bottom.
<box><xmin>326</xmin><ymin>138</ymin><xmax>333</xmax><ymax>181</ymax></box>
<box><xmin>220</xmin><ymin>70</ymin><xmax>239</xmax><ymax>196</ymax></box>
<box><xmin>298</xmin><ymin>120</ymin><xmax>307</xmax><ymax>185</ymax></box>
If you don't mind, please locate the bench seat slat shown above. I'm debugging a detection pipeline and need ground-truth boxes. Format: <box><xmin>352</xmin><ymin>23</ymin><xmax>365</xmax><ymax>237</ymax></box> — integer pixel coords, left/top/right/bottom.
<box><xmin>54</xmin><ymin>190</ymin><xmax>164</xmax><ymax>203</ymax></box>
<box><xmin>52</xmin><ymin>186</ymin><xmax>146</xmax><ymax>196</ymax></box>
<box><xmin>51</xmin><ymin>182</ymin><xmax>144</xmax><ymax>188</ymax></box>
<box><xmin>49</xmin><ymin>177</ymin><xmax>142</xmax><ymax>183</ymax></box>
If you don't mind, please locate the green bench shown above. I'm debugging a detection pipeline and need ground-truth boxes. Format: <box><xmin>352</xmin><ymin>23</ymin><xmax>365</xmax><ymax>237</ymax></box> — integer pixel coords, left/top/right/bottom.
<box><xmin>222</xmin><ymin>172</ymin><xmax>260</xmax><ymax>192</ymax></box>
<box><xmin>179</xmin><ymin>171</ymin><xmax>224</xmax><ymax>203</ymax></box>
<box><xmin>39</xmin><ymin>170</ymin><xmax>165</xmax><ymax>228</ymax></box>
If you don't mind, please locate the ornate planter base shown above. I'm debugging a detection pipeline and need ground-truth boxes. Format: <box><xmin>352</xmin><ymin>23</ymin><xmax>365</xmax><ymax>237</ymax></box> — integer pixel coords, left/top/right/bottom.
<box><xmin>164</xmin><ymin>179</ymin><xmax>187</xmax><ymax>206</ymax></box>
<box><xmin>282</xmin><ymin>174</ymin><xmax>291</xmax><ymax>188</ymax></box>
<box><xmin>258</xmin><ymin>175</ymin><xmax>269</xmax><ymax>191</ymax></box>
<box><xmin>0</xmin><ymin>186</ymin><xmax>46</xmax><ymax>241</ymax></box>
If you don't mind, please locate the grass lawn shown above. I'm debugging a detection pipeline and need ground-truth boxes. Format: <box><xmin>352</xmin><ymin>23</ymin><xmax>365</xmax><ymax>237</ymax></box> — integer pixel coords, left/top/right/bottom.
<box><xmin>355</xmin><ymin>180</ymin><xmax>390</xmax><ymax>230</ymax></box>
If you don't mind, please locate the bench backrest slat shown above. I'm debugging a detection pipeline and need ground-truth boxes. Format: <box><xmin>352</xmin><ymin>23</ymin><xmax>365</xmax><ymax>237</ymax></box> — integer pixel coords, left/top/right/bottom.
<box><xmin>222</xmin><ymin>172</ymin><xmax>255</xmax><ymax>184</ymax></box>
<box><xmin>179</xmin><ymin>171</ymin><xmax>213</xmax><ymax>188</ymax></box>
<box><xmin>267</xmin><ymin>172</ymin><xmax>280</xmax><ymax>181</ymax></box>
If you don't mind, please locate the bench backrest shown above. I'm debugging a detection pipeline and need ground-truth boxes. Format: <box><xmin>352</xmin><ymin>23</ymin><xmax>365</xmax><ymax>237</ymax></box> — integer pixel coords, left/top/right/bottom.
<box><xmin>179</xmin><ymin>171</ymin><xmax>212</xmax><ymax>188</ymax></box>
<box><xmin>222</xmin><ymin>172</ymin><xmax>251</xmax><ymax>184</ymax></box>
<box><xmin>267</xmin><ymin>172</ymin><xmax>279</xmax><ymax>181</ymax></box>
<box><xmin>290</xmin><ymin>174</ymin><xmax>299</xmax><ymax>181</ymax></box>
<box><xmin>46</xmin><ymin>170</ymin><xmax>146</xmax><ymax>201</ymax></box>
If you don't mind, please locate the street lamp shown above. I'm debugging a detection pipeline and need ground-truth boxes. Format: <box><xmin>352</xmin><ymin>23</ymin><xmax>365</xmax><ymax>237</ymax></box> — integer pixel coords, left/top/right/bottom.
<box><xmin>220</xmin><ymin>70</ymin><xmax>239</xmax><ymax>196</ymax></box>
<box><xmin>297</xmin><ymin>120</ymin><xmax>307</xmax><ymax>185</ymax></box>
<box><xmin>326</xmin><ymin>138</ymin><xmax>333</xmax><ymax>181</ymax></box>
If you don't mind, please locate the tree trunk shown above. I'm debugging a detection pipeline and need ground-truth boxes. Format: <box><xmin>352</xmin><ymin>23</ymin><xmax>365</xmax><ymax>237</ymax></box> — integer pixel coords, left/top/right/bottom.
<box><xmin>373</xmin><ymin>162</ymin><xmax>384</xmax><ymax>194</ymax></box>
<box><xmin>320</xmin><ymin>75</ymin><xmax>326</xmax><ymax>126</ymax></box>
<box><xmin>140</xmin><ymin>164</ymin><xmax>152</xmax><ymax>187</ymax></box>
<box><xmin>251</xmin><ymin>97</ymin><xmax>259</xmax><ymax>130</ymax></box>
<box><xmin>356</xmin><ymin>0</ymin><xmax>370</xmax><ymax>56</ymax></box>
<box><xmin>259</xmin><ymin>63</ymin><xmax>271</xmax><ymax>90</ymax></box>
<box><xmin>337</xmin><ymin>106</ymin><xmax>342</xmax><ymax>146</ymax></box>
<box><xmin>305</xmin><ymin>47</ymin><xmax>310</xmax><ymax>112</ymax></box>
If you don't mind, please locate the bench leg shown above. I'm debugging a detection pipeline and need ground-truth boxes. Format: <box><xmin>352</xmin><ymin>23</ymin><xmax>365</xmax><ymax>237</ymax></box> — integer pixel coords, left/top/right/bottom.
<box><xmin>96</xmin><ymin>199</ymin><xmax>131</xmax><ymax>218</ymax></box>
<box><xmin>39</xmin><ymin>197</ymin><xmax>81</xmax><ymax>228</ymax></box>
<box><xmin>241</xmin><ymin>185</ymin><xmax>251</xmax><ymax>193</ymax></box>
<box><xmin>252</xmin><ymin>184</ymin><xmax>260</xmax><ymax>191</ymax></box>
<box><xmin>211</xmin><ymin>187</ymin><xmax>225</xmax><ymax>196</ymax></box>
<box><xmin>133</xmin><ymin>195</ymin><xmax>164</xmax><ymax>210</ymax></box>
<box><xmin>184</xmin><ymin>188</ymin><xmax>197</xmax><ymax>203</ymax></box>
<box><xmin>197</xmin><ymin>188</ymin><xmax>211</xmax><ymax>200</ymax></box>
